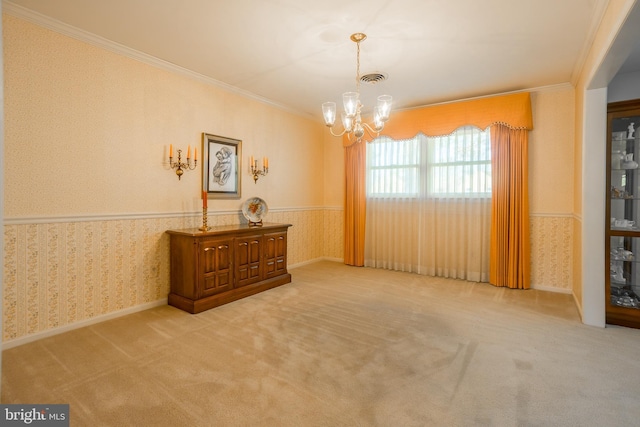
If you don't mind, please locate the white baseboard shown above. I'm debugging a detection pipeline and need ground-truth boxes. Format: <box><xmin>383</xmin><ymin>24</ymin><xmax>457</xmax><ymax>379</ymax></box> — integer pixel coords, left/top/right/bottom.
<box><xmin>2</xmin><ymin>299</ymin><xmax>167</xmax><ymax>350</ymax></box>
<box><xmin>530</xmin><ymin>284</ymin><xmax>573</xmax><ymax>294</ymax></box>
<box><xmin>320</xmin><ymin>257</ymin><xmax>344</xmax><ymax>263</ymax></box>
<box><xmin>288</xmin><ymin>257</ymin><xmax>344</xmax><ymax>269</ymax></box>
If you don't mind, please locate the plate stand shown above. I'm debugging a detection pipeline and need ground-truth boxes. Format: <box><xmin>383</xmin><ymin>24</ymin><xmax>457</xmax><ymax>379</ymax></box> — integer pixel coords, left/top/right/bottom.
<box><xmin>248</xmin><ymin>220</ymin><xmax>263</xmax><ymax>227</ymax></box>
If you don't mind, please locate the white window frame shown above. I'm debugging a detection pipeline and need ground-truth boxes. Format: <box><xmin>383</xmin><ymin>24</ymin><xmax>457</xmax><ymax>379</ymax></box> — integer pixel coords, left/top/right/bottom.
<box><xmin>366</xmin><ymin>127</ymin><xmax>492</xmax><ymax>199</ymax></box>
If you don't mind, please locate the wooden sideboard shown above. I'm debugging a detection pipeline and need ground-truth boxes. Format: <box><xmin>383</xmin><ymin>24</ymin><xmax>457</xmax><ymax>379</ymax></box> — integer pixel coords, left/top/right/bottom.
<box><xmin>166</xmin><ymin>223</ymin><xmax>292</xmax><ymax>313</ymax></box>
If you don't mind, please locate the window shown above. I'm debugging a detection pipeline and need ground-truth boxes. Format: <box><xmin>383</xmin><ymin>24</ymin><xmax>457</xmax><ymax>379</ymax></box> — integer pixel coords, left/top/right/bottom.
<box><xmin>367</xmin><ymin>136</ymin><xmax>420</xmax><ymax>197</ymax></box>
<box><xmin>366</xmin><ymin>126</ymin><xmax>491</xmax><ymax>198</ymax></box>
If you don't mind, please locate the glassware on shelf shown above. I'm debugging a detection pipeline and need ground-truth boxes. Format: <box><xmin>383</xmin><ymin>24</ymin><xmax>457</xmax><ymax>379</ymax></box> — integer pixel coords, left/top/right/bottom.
<box><xmin>610</xmin><ymin>262</ymin><xmax>625</xmax><ymax>283</ymax></box>
<box><xmin>610</xmin><ymin>284</ymin><xmax>640</xmax><ymax>309</ymax></box>
<box><xmin>612</xmin><ymin>150</ymin><xmax>624</xmax><ymax>169</ymax></box>
<box><xmin>608</xmin><ymin>237</ymin><xmax>640</xmax><ymax>310</ymax></box>
<box><xmin>622</xmin><ymin>153</ymin><xmax>639</xmax><ymax>169</ymax></box>
<box><xmin>611</xmin><ymin>247</ymin><xmax>634</xmax><ymax>261</ymax></box>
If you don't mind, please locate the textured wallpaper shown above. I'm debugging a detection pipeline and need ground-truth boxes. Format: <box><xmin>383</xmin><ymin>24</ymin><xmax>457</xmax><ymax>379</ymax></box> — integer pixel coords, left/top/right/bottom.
<box><xmin>2</xmin><ymin>211</ymin><xmax>572</xmax><ymax>343</ymax></box>
<box><xmin>3</xmin><ymin>208</ymin><xmax>340</xmax><ymax>343</ymax></box>
<box><xmin>3</xmin><ymin>14</ymin><xmax>325</xmax><ymax>218</ymax></box>
<box><xmin>530</xmin><ymin>215</ymin><xmax>573</xmax><ymax>292</ymax></box>
<box><xmin>528</xmin><ymin>88</ymin><xmax>575</xmax><ymax>214</ymax></box>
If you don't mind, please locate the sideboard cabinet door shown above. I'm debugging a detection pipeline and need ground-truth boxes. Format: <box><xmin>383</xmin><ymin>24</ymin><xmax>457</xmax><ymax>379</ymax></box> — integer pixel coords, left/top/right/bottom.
<box><xmin>264</xmin><ymin>231</ymin><xmax>288</xmax><ymax>279</ymax></box>
<box><xmin>200</xmin><ymin>238</ymin><xmax>233</xmax><ymax>298</ymax></box>
<box><xmin>235</xmin><ymin>234</ymin><xmax>263</xmax><ymax>288</ymax></box>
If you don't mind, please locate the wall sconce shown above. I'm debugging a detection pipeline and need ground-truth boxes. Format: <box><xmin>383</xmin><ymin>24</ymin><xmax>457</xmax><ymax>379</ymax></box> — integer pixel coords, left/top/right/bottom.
<box><xmin>169</xmin><ymin>144</ymin><xmax>197</xmax><ymax>180</ymax></box>
<box><xmin>250</xmin><ymin>155</ymin><xmax>269</xmax><ymax>183</ymax></box>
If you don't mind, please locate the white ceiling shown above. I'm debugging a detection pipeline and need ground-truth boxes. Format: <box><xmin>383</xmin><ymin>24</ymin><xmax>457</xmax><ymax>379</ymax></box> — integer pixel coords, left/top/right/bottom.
<box><xmin>6</xmin><ymin>0</ymin><xmax>638</xmax><ymax>120</ymax></box>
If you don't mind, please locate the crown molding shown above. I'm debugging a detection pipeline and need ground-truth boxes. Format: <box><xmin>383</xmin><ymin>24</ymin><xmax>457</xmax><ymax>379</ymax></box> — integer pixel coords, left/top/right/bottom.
<box><xmin>396</xmin><ymin>83</ymin><xmax>575</xmax><ymax>114</ymax></box>
<box><xmin>569</xmin><ymin>0</ymin><xmax>610</xmax><ymax>85</ymax></box>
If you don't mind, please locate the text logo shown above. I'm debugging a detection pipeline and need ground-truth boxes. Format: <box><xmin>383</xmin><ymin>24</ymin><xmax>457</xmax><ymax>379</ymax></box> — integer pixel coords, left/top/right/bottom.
<box><xmin>0</xmin><ymin>405</ymin><xmax>69</xmax><ymax>426</ymax></box>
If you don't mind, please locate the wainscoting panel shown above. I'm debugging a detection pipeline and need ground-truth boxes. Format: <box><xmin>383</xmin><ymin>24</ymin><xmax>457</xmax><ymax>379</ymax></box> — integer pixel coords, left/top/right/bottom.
<box><xmin>3</xmin><ymin>209</ymin><xmax>337</xmax><ymax>344</ymax></box>
<box><xmin>265</xmin><ymin>209</ymin><xmax>324</xmax><ymax>266</ymax></box>
<box><xmin>323</xmin><ymin>208</ymin><xmax>344</xmax><ymax>261</ymax></box>
<box><xmin>530</xmin><ymin>215</ymin><xmax>573</xmax><ymax>292</ymax></box>
<box><xmin>3</xmin><ymin>210</ymin><xmax>570</xmax><ymax>344</ymax></box>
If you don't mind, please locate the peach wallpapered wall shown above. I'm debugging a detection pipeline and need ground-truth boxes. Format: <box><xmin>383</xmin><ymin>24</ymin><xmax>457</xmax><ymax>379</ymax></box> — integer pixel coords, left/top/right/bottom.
<box><xmin>4</xmin><ymin>12</ymin><xmax>577</xmax><ymax>344</ymax></box>
<box><xmin>3</xmin><ymin>14</ymin><xmax>326</xmax><ymax>218</ymax></box>
<box><xmin>527</xmin><ymin>87</ymin><xmax>575</xmax><ymax>294</ymax></box>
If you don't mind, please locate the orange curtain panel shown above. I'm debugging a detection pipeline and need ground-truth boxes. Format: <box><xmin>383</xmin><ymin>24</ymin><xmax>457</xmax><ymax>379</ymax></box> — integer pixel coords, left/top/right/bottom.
<box><xmin>343</xmin><ymin>139</ymin><xmax>367</xmax><ymax>266</ymax></box>
<box><xmin>489</xmin><ymin>125</ymin><xmax>531</xmax><ymax>289</ymax></box>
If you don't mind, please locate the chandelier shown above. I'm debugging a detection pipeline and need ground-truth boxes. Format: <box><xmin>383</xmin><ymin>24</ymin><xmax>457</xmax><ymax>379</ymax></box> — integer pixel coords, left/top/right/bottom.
<box><xmin>322</xmin><ymin>33</ymin><xmax>392</xmax><ymax>143</ymax></box>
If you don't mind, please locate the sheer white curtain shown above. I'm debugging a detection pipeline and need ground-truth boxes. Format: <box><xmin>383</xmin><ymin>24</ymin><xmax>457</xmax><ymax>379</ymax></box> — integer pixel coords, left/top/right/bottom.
<box><xmin>364</xmin><ymin>126</ymin><xmax>491</xmax><ymax>282</ymax></box>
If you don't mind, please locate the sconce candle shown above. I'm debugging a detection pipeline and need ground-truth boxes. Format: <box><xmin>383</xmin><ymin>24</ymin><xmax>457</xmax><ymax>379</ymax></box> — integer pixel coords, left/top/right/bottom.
<box><xmin>202</xmin><ymin>191</ymin><xmax>207</xmax><ymax>209</ymax></box>
<box><xmin>250</xmin><ymin>155</ymin><xmax>269</xmax><ymax>183</ymax></box>
<box><xmin>169</xmin><ymin>146</ymin><xmax>197</xmax><ymax>180</ymax></box>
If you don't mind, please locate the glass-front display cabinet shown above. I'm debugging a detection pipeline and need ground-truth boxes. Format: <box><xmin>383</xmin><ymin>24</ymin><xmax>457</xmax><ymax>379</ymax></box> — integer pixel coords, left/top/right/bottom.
<box><xmin>606</xmin><ymin>99</ymin><xmax>640</xmax><ymax>328</ymax></box>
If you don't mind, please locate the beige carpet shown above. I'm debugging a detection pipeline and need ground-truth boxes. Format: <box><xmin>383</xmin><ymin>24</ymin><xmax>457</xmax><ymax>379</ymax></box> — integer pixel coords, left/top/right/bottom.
<box><xmin>2</xmin><ymin>261</ymin><xmax>640</xmax><ymax>426</ymax></box>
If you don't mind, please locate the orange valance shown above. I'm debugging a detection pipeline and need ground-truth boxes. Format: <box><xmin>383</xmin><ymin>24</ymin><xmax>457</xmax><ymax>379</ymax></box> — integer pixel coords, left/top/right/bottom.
<box><xmin>380</xmin><ymin>92</ymin><xmax>533</xmax><ymax>140</ymax></box>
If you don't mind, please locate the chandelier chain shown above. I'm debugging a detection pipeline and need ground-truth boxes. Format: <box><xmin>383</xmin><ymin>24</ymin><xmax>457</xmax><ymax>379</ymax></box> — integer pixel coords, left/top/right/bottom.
<box><xmin>356</xmin><ymin>40</ymin><xmax>361</xmax><ymax>93</ymax></box>
<box><xmin>321</xmin><ymin>33</ymin><xmax>392</xmax><ymax>143</ymax></box>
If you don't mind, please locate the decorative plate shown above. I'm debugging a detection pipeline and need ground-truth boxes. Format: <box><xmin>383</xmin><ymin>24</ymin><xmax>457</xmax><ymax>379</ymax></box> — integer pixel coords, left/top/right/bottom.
<box><xmin>242</xmin><ymin>197</ymin><xmax>268</xmax><ymax>223</ymax></box>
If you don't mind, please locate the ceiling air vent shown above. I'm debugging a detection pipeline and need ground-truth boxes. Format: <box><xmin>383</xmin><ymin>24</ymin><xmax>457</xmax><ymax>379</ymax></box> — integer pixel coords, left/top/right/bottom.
<box><xmin>360</xmin><ymin>72</ymin><xmax>388</xmax><ymax>85</ymax></box>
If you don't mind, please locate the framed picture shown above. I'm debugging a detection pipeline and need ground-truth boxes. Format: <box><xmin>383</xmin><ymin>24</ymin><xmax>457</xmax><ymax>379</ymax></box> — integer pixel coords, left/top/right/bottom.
<box><xmin>202</xmin><ymin>133</ymin><xmax>242</xmax><ymax>199</ymax></box>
